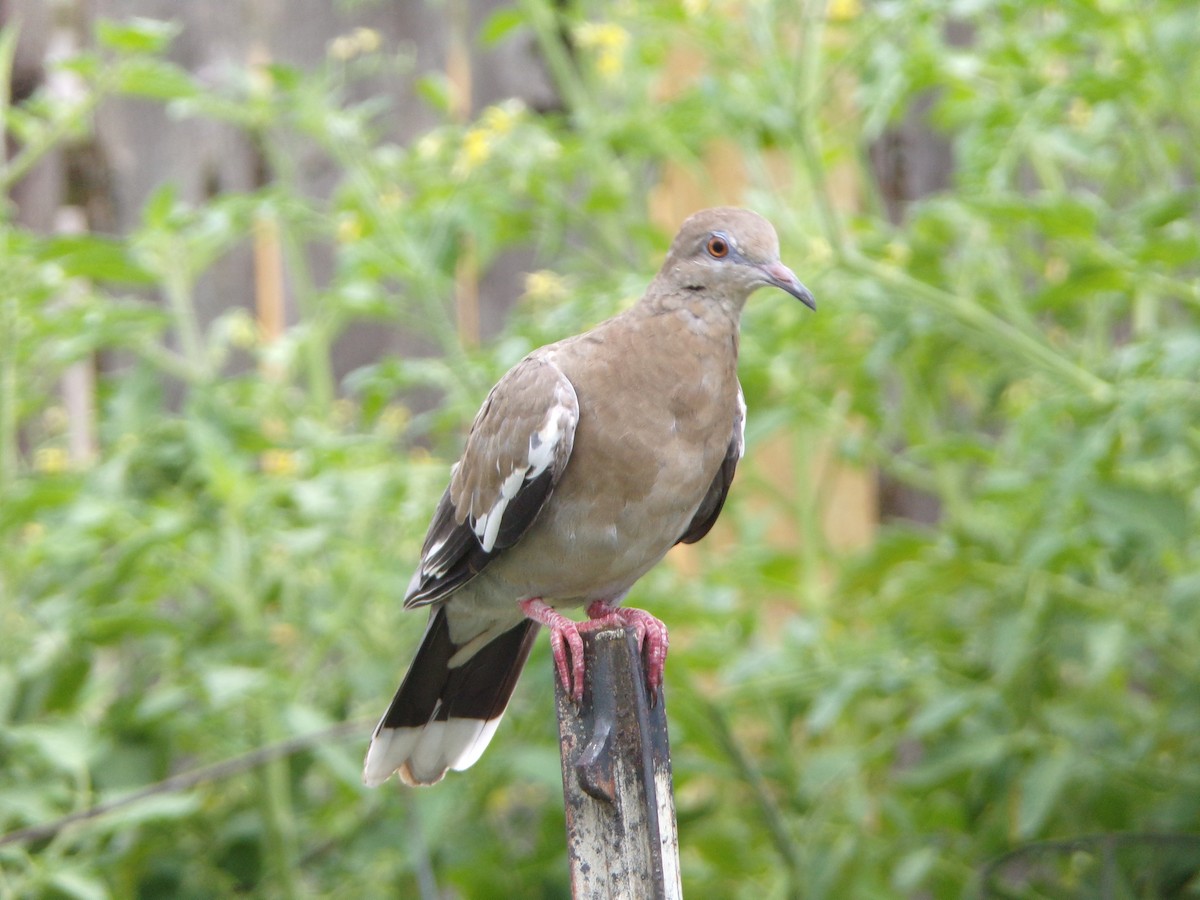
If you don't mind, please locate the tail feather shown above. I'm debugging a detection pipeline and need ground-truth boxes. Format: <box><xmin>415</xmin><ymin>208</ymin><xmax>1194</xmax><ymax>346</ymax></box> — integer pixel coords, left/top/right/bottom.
<box><xmin>363</xmin><ymin>607</ymin><xmax>538</xmax><ymax>787</ymax></box>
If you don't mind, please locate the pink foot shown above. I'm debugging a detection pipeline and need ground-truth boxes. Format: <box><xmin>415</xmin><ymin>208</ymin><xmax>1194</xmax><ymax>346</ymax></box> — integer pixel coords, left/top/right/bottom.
<box><xmin>584</xmin><ymin>601</ymin><xmax>670</xmax><ymax>704</ymax></box>
<box><xmin>519</xmin><ymin>598</ymin><xmax>671</xmax><ymax>703</ymax></box>
<box><xmin>520</xmin><ymin>598</ymin><xmax>587</xmax><ymax>701</ymax></box>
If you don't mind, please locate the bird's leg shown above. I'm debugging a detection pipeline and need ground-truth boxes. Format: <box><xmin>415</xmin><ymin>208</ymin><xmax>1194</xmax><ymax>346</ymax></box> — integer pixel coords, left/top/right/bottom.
<box><xmin>520</xmin><ymin>598</ymin><xmax>587</xmax><ymax>701</ymax></box>
<box><xmin>583</xmin><ymin>600</ymin><xmax>670</xmax><ymax>703</ymax></box>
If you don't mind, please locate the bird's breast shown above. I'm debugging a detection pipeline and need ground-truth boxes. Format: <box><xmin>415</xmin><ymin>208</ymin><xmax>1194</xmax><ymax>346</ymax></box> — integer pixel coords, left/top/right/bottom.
<box><xmin>488</xmin><ymin>325</ymin><xmax>739</xmax><ymax>603</ymax></box>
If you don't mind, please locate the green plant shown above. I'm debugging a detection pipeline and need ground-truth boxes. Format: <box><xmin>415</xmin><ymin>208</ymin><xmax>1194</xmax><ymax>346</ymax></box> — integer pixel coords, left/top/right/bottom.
<box><xmin>1</xmin><ymin>2</ymin><xmax>1197</xmax><ymax>897</ymax></box>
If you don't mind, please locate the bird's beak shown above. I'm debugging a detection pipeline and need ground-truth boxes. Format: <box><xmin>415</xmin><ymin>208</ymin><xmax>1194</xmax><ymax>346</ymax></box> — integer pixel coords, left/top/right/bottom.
<box><xmin>761</xmin><ymin>261</ymin><xmax>816</xmax><ymax>310</ymax></box>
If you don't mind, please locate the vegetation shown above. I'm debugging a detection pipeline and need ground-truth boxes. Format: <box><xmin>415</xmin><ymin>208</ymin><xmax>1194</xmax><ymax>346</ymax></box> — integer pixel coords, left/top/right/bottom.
<box><xmin>2</xmin><ymin>1</ymin><xmax>1198</xmax><ymax>897</ymax></box>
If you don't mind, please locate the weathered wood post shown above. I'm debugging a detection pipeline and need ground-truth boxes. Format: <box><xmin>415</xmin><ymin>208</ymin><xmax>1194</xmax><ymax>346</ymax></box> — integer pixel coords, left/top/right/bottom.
<box><xmin>554</xmin><ymin>626</ymin><xmax>683</xmax><ymax>899</ymax></box>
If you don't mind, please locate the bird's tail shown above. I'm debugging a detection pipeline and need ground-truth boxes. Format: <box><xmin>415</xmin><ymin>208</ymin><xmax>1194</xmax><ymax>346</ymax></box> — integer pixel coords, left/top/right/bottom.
<box><xmin>362</xmin><ymin>606</ymin><xmax>538</xmax><ymax>787</ymax></box>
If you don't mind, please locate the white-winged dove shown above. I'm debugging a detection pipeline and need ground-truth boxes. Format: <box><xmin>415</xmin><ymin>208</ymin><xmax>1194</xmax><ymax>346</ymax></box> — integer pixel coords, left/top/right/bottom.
<box><xmin>363</xmin><ymin>207</ymin><xmax>815</xmax><ymax>787</ymax></box>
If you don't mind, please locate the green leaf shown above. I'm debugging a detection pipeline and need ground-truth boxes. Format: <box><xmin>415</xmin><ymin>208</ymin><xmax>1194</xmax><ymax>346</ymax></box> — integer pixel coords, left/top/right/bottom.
<box><xmin>142</xmin><ymin>182</ymin><xmax>179</xmax><ymax>229</ymax></box>
<box><xmin>1089</xmin><ymin>483</ymin><xmax>1190</xmax><ymax>549</ymax></box>
<box><xmin>38</xmin><ymin>234</ymin><xmax>153</xmax><ymax>284</ymax></box>
<box><xmin>893</xmin><ymin>847</ymin><xmax>938</xmax><ymax>893</ymax></box>
<box><xmin>901</xmin><ymin>735</ymin><xmax>1013</xmax><ymax>788</ymax></box>
<box><xmin>116</xmin><ymin>58</ymin><xmax>197</xmax><ymax>101</ymax></box>
<box><xmin>480</xmin><ymin>8</ymin><xmax>526</xmax><ymax>46</ymax></box>
<box><xmin>1016</xmin><ymin>751</ymin><xmax>1073</xmax><ymax>839</ymax></box>
<box><xmin>47</xmin><ymin>870</ymin><xmax>110</xmax><ymax>900</ymax></box>
<box><xmin>202</xmin><ymin>667</ymin><xmax>267</xmax><ymax>707</ymax></box>
<box><xmin>414</xmin><ymin>73</ymin><xmax>453</xmax><ymax>114</ymax></box>
<box><xmin>908</xmin><ymin>690</ymin><xmax>976</xmax><ymax>736</ymax></box>
<box><xmin>11</xmin><ymin>723</ymin><xmax>94</xmax><ymax>774</ymax></box>
<box><xmin>95</xmin><ymin>17</ymin><xmax>180</xmax><ymax>55</ymax></box>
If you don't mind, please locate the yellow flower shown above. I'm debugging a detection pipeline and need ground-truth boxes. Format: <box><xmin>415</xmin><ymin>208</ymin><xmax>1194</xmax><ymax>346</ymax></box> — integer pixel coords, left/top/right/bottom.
<box><xmin>481</xmin><ymin>100</ymin><xmax>523</xmax><ymax>136</ymax></box>
<box><xmin>1067</xmin><ymin>97</ymin><xmax>1092</xmax><ymax>129</ymax></box>
<box><xmin>828</xmin><ymin>0</ymin><xmax>861</xmax><ymax>21</ymax></box>
<box><xmin>226</xmin><ymin>309</ymin><xmax>258</xmax><ymax>349</ymax></box>
<box><xmin>524</xmin><ymin>270</ymin><xmax>569</xmax><ymax>305</ymax></box>
<box><xmin>575</xmin><ymin>22</ymin><xmax>629</xmax><ymax>51</ymax></box>
<box><xmin>1045</xmin><ymin>256</ymin><xmax>1069</xmax><ymax>284</ymax></box>
<box><xmin>34</xmin><ymin>447</ymin><xmax>69</xmax><ymax>474</ymax></box>
<box><xmin>597</xmin><ymin>49</ymin><xmax>623</xmax><ymax>79</ymax></box>
<box><xmin>575</xmin><ymin>22</ymin><xmax>630</xmax><ymax>80</ymax></box>
<box><xmin>353</xmin><ymin>27</ymin><xmax>381</xmax><ymax>54</ymax></box>
<box><xmin>329</xmin><ymin>27</ymin><xmax>382</xmax><ymax>60</ymax></box>
<box><xmin>377</xmin><ymin>404</ymin><xmax>410</xmax><ymax>437</ymax></box>
<box><xmin>808</xmin><ymin>236</ymin><xmax>833</xmax><ymax>264</ymax></box>
<box><xmin>329</xmin><ymin>35</ymin><xmax>356</xmax><ymax>61</ymax></box>
<box><xmin>455</xmin><ymin>127</ymin><xmax>492</xmax><ymax>176</ymax></box>
<box><xmin>260</xmin><ymin>449</ymin><xmax>298</xmax><ymax>476</ymax></box>
<box><xmin>336</xmin><ymin>212</ymin><xmax>364</xmax><ymax>243</ymax></box>
<box><xmin>269</xmin><ymin>622</ymin><xmax>299</xmax><ymax>648</ymax></box>
<box><xmin>883</xmin><ymin>240</ymin><xmax>911</xmax><ymax>266</ymax></box>
<box><xmin>379</xmin><ymin>188</ymin><xmax>405</xmax><ymax>211</ymax></box>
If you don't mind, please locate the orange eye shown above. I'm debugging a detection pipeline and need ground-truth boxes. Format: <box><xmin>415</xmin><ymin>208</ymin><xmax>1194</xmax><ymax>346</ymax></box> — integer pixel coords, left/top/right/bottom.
<box><xmin>706</xmin><ymin>235</ymin><xmax>729</xmax><ymax>258</ymax></box>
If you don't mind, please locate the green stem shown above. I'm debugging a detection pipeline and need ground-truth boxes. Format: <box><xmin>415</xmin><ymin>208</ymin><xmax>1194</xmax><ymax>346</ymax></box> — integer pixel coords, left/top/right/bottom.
<box><xmin>793</xmin><ymin>0</ymin><xmax>847</xmax><ymax>257</ymax></box>
<box><xmin>132</xmin><ymin>339</ymin><xmax>199</xmax><ymax>384</ymax></box>
<box><xmin>276</xmin><ymin>219</ymin><xmax>336</xmax><ymax>412</ymax></box>
<box><xmin>699</xmin><ymin>695</ymin><xmax>804</xmax><ymax>889</ymax></box>
<box><xmin>0</xmin><ymin>299</ymin><xmax>16</xmax><ymax>486</ymax></box>
<box><xmin>0</xmin><ymin>33</ymin><xmax>113</xmax><ymax>194</ymax></box>
<box><xmin>847</xmin><ymin>252</ymin><xmax>1115</xmax><ymax>403</ymax></box>
<box><xmin>259</xmin><ymin>132</ymin><xmax>336</xmax><ymax>412</ymax></box>
<box><xmin>260</xmin><ymin>702</ymin><xmax>301</xmax><ymax>900</ymax></box>
<box><xmin>517</xmin><ymin>0</ymin><xmax>589</xmax><ymax>119</ymax></box>
<box><xmin>0</xmin><ymin>91</ymin><xmax>105</xmax><ymax>193</ymax></box>
<box><xmin>0</xmin><ymin>25</ymin><xmax>16</xmax><ymax>175</ymax></box>
<box><xmin>160</xmin><ymin>244</ymin><xmax>207</xmax><ymax>377</ymax></box>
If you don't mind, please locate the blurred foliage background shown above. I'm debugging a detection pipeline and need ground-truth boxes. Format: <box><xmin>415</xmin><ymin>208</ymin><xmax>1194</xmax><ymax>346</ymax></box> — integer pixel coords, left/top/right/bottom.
<box><xmin>2</xmin><ymin>0</ymin><xmax>1199</xmax><ymax>897</ymax></box>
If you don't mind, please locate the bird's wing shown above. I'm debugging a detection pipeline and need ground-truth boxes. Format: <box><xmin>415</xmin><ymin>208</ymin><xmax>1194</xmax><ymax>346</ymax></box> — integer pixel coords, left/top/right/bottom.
<box><xmin>404</xmin><ymin>355</ymin><xmax>579</xmax><ymax>608</ymax></box>
<box><xmin>677</xmin><ymin>383</ymin><xmax>745</xmax><ymax>545</ymax></box>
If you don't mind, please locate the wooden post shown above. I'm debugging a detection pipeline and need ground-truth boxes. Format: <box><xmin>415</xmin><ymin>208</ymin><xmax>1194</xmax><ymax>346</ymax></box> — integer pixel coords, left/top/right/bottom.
<box><xmin>554</xmin><ymin>627</ymin><xmax>683</xmax><ymax>899</ymax></box>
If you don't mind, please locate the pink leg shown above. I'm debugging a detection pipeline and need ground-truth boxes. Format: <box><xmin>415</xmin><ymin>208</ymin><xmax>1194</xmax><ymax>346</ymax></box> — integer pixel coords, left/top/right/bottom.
<box><xmin>520</xmin><ymin>598</ymin><xmax>587</xmax><ymax>701</ymax></box>
<box><xmin>583</xmin><ymin>600</ymin><xmax>670</xmax><ymax>703</ymax></box>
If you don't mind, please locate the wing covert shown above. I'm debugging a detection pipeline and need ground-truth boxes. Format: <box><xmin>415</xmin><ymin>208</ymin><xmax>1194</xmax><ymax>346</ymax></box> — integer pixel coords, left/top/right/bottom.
<box><xmin>404</xmin><ymin>356</ymin><xmax>578</xmax><ymax>608</ymax></box>
<box><xmin>677</xmin><ymin>383</ymin><xmax>745</xmax><ymax>546</ymax></box>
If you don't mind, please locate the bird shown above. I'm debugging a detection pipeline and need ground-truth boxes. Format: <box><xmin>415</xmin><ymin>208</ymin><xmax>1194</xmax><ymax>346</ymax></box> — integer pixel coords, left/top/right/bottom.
<box><xmin>362</xmin><ymin>207</ymin><xmax>815</xmax><ymax>787</ymax></box>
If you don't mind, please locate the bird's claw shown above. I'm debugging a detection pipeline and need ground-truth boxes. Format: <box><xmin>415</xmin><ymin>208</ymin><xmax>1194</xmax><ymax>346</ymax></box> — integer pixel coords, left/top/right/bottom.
<box><xmin>584</xmin><ymin>602</ymin><xmax>669</xmax><ymax>704</ymax></box>
<box><xmin>522</xmin><ymin>598</ymin><xmax>587</xmax><ymax>701</ymax></box>
<box><xmin>522</xmin><ymin>598</ymin><xmax>670</xmax><ymax>704</ymax></box>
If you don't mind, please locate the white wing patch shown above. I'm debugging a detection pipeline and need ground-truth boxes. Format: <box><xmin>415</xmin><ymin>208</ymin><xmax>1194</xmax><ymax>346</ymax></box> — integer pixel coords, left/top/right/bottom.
<box><xmin>470</xmin><ymin>383</ymin><xmax>577</xmax><ymax>553</ymax></box>
<box><xmin>734</xmin><ymin>384</ymin><xmax>747</xmax><ymax>459</ymax></box>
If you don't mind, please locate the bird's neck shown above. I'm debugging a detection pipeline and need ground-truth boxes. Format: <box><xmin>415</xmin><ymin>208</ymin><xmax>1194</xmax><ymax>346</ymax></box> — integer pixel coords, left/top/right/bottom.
<box><xmin>636</xmin><ymin>278</ymin><xmax>747</xmax><ymax>340</ymax></box>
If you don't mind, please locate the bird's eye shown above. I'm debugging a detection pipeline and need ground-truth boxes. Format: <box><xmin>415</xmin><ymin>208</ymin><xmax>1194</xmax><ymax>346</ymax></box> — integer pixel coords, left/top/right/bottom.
<box><xmin>706</xmin><ymin>235</ymin><xmax>729</xmax><ymax>259</ymax></box>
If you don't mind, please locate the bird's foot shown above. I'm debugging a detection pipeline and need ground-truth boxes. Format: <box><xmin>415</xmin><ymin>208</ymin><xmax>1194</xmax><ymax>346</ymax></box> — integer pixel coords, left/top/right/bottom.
<box><xmin>519</xmin><ymin>599</ymin><xmax>670</xmax><ymax>703</ymax></box>
<box><xmin>520</xmin><ymin>598</ymin><xmax>588</xmax><ymax>701</ymax></box>
<box><xmin>584</xmin><ymin>601</ymin><xmax>670</xmax><ymax>704</ymax></box>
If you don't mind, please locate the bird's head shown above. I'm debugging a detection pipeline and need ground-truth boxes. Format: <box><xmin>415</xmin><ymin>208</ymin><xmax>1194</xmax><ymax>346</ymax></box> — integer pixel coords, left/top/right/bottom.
<box><xmin>654</xmin><ymin>207</ymin><xmax>816</xmax><ymax>314</ymax></box>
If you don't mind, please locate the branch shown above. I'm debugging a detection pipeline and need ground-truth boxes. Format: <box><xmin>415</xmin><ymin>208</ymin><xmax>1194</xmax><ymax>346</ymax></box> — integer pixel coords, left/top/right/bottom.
<box><xmin>0</xmin><ymin>719</ymin><xmax>369</xmax><ymax>848</ymax></box>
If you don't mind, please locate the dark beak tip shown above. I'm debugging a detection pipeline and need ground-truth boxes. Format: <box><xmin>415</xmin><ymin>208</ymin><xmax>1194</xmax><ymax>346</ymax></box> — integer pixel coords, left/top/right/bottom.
<box><xmin>762</xmin><ymin>261</ymin><xmax>816</xmax><ymax>311</ymax></box>
<box><xmin>777</xmin><ymin>277</ymin><xmax>816</xmax><ymax>311</ymax></box>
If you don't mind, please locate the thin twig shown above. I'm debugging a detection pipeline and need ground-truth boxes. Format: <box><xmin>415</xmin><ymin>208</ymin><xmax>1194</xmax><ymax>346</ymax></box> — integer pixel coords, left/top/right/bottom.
<box><xmin>697</xmin><ymin>695</ymin><xmax>804</xmax><ymax>887</ymax></box>
<box><xmin>0</xmin><ymin>719</ymin><xmax>370</xmax><ymax>848</ymax></box>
